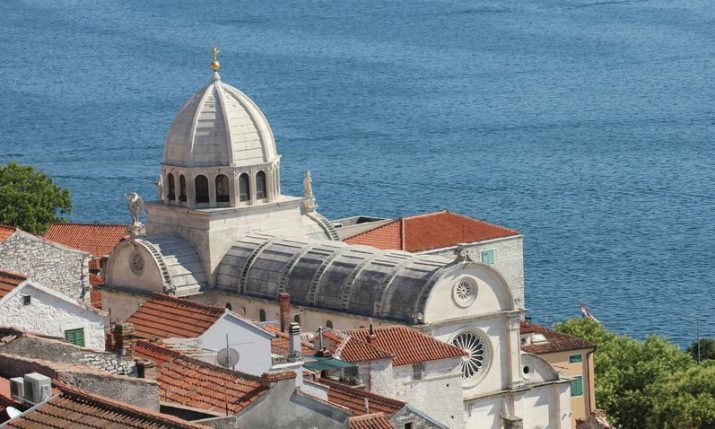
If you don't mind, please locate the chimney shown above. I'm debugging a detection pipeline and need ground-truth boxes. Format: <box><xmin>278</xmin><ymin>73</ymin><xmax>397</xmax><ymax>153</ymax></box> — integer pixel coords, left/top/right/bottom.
<box><xmin>113</xmin><ymin>322</ymin><xmax>135</xmax><ymax>356</ymax></box>
<box><xmin>367</xmin><ymin>324</ymin><xmax>376</xmax><ymax>344</ymax></box>
<box><xmin>364</xmin><ymin>397</ymin><xmax>370</xmax><ymax>414</ymax></box>
<box><xmin>279</xmin><ymin>292</ymin><xmax>290</xmax><ymax>333</ymax></box>
<box><xmin>288</xmin><ymin>322</ymin><xmax>302</xmax><ymax>362</ymax></box>
<box><xmin>135</xmin><ymin>359</ymin><xmax>157</xmax><ymax>380</ymax></box>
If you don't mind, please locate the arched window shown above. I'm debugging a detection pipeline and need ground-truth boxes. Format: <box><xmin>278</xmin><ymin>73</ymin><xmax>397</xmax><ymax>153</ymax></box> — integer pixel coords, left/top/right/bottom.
<box><xmin>216</xmin><ymin>175</ymin><xmax>230</xmax><ymax>203</ymax></box>
<box><xmin>167</xmin><ymin>174</ymin><xmax>175</xmax><ymax>201</ymax></box>
<box><xmin>293</xmin><ymin>314</ymin><xmax>301</xmax><ymax>324</ymax></box>
<box><xmin>256</xmin><ymin>171</ymin><xmax>267</xmax><ymax>200</ymax></box>
<box><xmin>195</xmin><ymin>175</ymin><xmax>209</xmax><ymax>204</ymax></box>
<box><xmin>225</xmin><ymin>302</ymin><xmax>232</xmax><ymax>311</ymax></box>
<box><xmin>179</xmin><ymin>175</ymin><xmax>187</xmax><ymax>202</ymax></box>
<box><xmin>239</xmin><ymin>173</ymin><xmax>250</xmax><ymax>202</ymax></box>
<box><xmin>326</xmin><ymin>320</ymin><xmax>333</xmax><ymax>329</ymax></box>
<box><xmin>259</xmin><ymin>309</ymin><xmax>266</xmax><ymax>322</ymax></box>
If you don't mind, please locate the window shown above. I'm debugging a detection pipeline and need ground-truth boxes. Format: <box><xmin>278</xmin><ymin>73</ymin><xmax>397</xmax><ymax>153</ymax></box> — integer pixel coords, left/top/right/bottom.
<box><xmin>293</xmin><ymin>314</ymin><xmax>301</xmax><ymax>324</ymax></box>
<box><xmin>452</xmin><ymin>330</ymin><xmax>489</xmax><ymax>383</ymax></box>
<box><xmin>259</xmin><ymin>309</ymin><xmax>266</xmax><ymax>322</ymax></box>
<box><xmin>195</xmin><ymin>175</ymin><xmax>209</xmax><ymax>204</ymax></box>
<box><xmin>412</xmin><ymin>363</ymin><xmax>423</xmax><ymax>381</ymax></box>
<box><xmin>22</xmin><ymin>295</ymin><xmax>31</xmax><ymax>305</ymax></box>
<box><xmin>179</xmin><ymin>175</ymin><xmax>187</xmax><ymax>202</ymax></box>
<box><xmin>326</xmin><ymin>320</ymin><xmax>333</xmax><ymax>329</ymax></box>
<box><xmin>404</xmin><ymin>423</ymin><xmax>413</xmax><ymax>429</ymax></box>
<box><xmin>64</xmin><ymin>328</ymin><xmax>85</xmax><ymax>347</ymax></box>
<box><xmin>571</xmin><ymin>375</ymin><xmax>583</xmax><ymax>397</ymax></box>
<box><xmin>167</xmin><ymin>174</ymin><xmax>175</xmax><ymax>201</ymax></box>
<box><xmin>216</xmin><ymin>175</ymin><xmax>230</xmax><ymax>203</ymax></box>
<box><xmin>569</xmin><ymin>354</ymin><xmax>583</xmax><ymax>363</ymax></box>
<box><xmin>481</xmin><ymin>249</ymin><xmax>495</xmax><ymax>265</ymax></box>
<box><xmin>239</xmin><ymin>173</ymin><xmax>250</xmax><ymax>202</ymax></box>
<box><xmin>256</xmin><ymin>171</ymin><xmax>267</xmax><ymax>199</ymax></box>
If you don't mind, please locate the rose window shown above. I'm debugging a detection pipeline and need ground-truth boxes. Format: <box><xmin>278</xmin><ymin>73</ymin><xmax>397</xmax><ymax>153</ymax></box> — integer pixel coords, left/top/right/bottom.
<box><xmin>452</xmin><ymin>330</ymin><xmax>488</xmax><ymax>380</ymax></box>
<box><xmin>452</xmin><ymin>277</ymin><xmax>477</xmax><ymax>307</ymax></box>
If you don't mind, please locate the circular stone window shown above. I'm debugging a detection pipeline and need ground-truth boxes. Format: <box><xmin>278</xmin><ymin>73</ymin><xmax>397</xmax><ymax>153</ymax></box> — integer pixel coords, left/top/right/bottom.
<box><xmin>129</xmin><ymin>251</ymin><xmax>145</xmax><ymax>275</ymax></box>
<box><xmin>452</xmin><ymin>329</ymin><xmax>490</xmax><ymax>385</ymax></box>
<box><xmin>452</xmin><ymin>277</ymin><xmax>478</xmax><ymax>308</ymax></box>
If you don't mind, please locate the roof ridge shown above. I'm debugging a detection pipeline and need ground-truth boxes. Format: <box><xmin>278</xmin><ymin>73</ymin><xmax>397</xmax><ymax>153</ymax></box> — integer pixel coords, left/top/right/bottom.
<box><xmin>48</xmin><ymin>222</ymin><xmax>129</xmax><ymax>227</ymax></box>
<box><xmin>442</xmin><ymin>210</ymin><xmax>520</xmax><ymax>234</ymax></box>
<box><xmin>342</xmin><ymin>218</ymin><xmax>401</xmax><ymax>242</ymax></box>
<box><xmin>150</xmin><ymin>293</ymin><xmax>225</xmax><ymax>315</ymax></box>
<box><xmin>319</xmin><ymin>378</ymin><xmax>406</xmax><ymax>407</ymax></box>
<box><xmin>402</xmin><ymin>210</ymin><xmax>447</xmax><ymax>220</ymax></box>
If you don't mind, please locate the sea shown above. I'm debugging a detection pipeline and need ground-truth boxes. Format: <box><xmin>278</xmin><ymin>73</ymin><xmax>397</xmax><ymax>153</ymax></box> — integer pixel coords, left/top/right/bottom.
<box><xmin>1</xmin><ymin>0</ymin><xmax>713</xmax><ymax>347</ymax></box>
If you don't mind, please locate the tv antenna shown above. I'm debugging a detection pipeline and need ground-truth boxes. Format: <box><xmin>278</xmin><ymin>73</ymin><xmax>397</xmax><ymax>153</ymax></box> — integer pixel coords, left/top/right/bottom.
<box><xmin>216</xmin><ymin>334</ymin><xmax>240</xmax><ymax>370</ymax></box>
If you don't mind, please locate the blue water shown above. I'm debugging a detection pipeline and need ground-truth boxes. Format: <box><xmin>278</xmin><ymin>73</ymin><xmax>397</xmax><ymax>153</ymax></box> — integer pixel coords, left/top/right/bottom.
<box><xmin>1</xmin><ymin>0</ymin><xmax>713</xmax><ymax>347</ymax></box>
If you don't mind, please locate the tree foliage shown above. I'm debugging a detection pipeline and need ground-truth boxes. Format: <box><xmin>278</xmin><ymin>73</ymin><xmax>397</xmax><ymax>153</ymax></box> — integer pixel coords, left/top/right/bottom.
<box><xmin>688</xmin><ymin>338</ymin><xmax>715</xmax><ymax>363</ymax></box>
<box><xmin>0</xmin><ymin>162</ymin><xmax>71</xmax><ymax>234</ymax></box>
<box><xmin>556</xmin><ymin>318</ymin><xmax>714</xmax><ymax>429</ymax></box>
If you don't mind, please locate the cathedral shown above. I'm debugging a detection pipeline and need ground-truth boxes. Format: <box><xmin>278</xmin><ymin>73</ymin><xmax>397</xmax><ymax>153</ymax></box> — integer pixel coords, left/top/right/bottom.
<box><xmin>101</xmin><ymin>51</ymin><xmax>573</xmax><ymax>429</ymax></box>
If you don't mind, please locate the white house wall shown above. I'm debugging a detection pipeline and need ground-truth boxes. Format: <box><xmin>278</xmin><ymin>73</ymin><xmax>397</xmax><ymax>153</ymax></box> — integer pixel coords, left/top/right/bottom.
<box><xmin>0</xmin><ymin>283</ymin><xmax>105</xmax><ymax>349</ymax></box>
<box><xmin>199</xmin><ymin>314</ymin><xmax>273</xmax><ymax>375</ymax></box>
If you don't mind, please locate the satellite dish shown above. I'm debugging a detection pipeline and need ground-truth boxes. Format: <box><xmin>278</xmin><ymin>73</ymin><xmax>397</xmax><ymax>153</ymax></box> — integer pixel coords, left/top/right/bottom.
<box><xmin>6</xmin><ymin>406</ymin><xmax>21</xmax><ymax>419</ymax></box>
<box><xmin>217</xmin><ymin>347</ymin><xmax>240</xmax><ymax>369</ymax></box>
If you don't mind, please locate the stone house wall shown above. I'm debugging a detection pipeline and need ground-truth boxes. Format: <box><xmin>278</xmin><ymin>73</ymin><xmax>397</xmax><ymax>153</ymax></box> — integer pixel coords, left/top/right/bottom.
<box><xmin>0</xmin><ymin>231</ymin><xmax>90</xmax><ymax>302</ymax></box>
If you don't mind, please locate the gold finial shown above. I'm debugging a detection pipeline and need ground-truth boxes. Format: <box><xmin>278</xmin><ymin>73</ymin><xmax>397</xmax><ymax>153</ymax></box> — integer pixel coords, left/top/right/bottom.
<box><xmin>210</xmin><ymin>47</ymin><xmax>221</xmax><ymax>72</ymax></box>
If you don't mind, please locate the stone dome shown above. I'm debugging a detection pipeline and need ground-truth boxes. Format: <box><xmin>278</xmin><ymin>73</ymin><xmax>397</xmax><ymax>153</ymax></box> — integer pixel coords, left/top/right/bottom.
<box><xmin>163</xmin><ymin>72</ymin><xmax>277</xmax><ymax>168</ymax></box>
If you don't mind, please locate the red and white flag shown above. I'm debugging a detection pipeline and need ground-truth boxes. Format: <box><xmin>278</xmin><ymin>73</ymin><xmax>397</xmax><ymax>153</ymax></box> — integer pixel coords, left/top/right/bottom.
<box><xmin>580</xmin><ymin>304</ymin><xmax>599</xmax><ymax>323</ymax></box>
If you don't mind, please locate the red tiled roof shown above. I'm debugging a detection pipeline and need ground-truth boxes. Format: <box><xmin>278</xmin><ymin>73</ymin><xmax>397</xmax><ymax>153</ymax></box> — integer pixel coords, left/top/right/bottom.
<box><xmin>89</xmin><ymin>287</ymin><xmax>102</xmax><ymax>309</ymax></box>
<box><xmin>133</xmin><ymin>340</ymin><xmax>269</xmax><ymax>414</ymax></box>
<box><xmin>4</xmin><ymin>382</ymin><xmax>209</xmax><ymax>429</ymax></box>
<box><xmin>322</xmin><ymin>330</ymin><xmax>394</xmax><ymax>363</ymax></box>
<box><xmin>264</xmin><ymin>324</ymin><xmax>315</xmax><ymax>356</ymax></box>
<box><xmin>345</xmin><ymin>210</ymin><xmax>519</xmax><ymax>252</ymax></box>
<box><xmin>520</xmin><ymin>321</ymin><xmax>595</xmax><ymax>354</ymax></box>
<box><xmin>0</xmin><ymin>269</ymin><xmax>27</xmax><ymax>300</ymax></box>
<box><xmin>349</xmin><ymin>413</ymin><xmax>394</xmax><ymax>429</ymax></box>
<box><xmin>345</xmin><ymin>326</ymin><xmax>465</xmax><ymax>366</ymax></box>
<box><xmin>318</xmin><ymin>378</ymin><xmax>405</xmax><ymax>417</ymax></box>
<box><xmin>44</xmin><ymin>223</ymin><xmax>127</xmax><ymax>256</ymax></box>
<box><xmin>0</xmin><ymin>226</ymin><xmax>16</xmax><ymax>242</ymax></box>
<box><xmin>128</xmin><ymin>294</ymin><xmax>225</xmax><ymax>339</ymax></box>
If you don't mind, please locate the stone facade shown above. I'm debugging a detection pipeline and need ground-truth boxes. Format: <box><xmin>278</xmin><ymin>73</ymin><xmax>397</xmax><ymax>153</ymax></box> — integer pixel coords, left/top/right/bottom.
<box><xmin>425</xmin><ymin>235</ymin><xmax>525</xmax><ymax>309</ymax></box>
<box><xmin>0</xmin><ymin>281</ymin><xmax>106</xmax><ymax>349</ymax></box>
<box><xmin>0</xmin><ymin>230</ymin><xmax>90</xmax><ymax>301</ymax></box>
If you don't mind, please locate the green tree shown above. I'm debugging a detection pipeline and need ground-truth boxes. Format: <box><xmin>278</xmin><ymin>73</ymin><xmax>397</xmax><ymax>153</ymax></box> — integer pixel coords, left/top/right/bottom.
<box><xmin>0</xmin><ymin>162</ymin><xmax>71</xmax><ymax>234</ymax></box>
<box><xmin>647</xmin><ymin>362</ymin><xmax>715</xmax><ymax>429</ymax></box>
<box><xmin>555</xmin><ymin>318</ymin><xmax>697</xmax><ymax>429</ymax></box>
<box><xmin>688</xmin><ymin>338</ymin><xmax>715</xmax><ymax>363</ymax></box>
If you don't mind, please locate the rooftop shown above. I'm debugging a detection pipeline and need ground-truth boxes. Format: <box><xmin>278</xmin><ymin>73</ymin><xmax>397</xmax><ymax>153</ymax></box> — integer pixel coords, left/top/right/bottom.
<box><xmin>127</xmin><ymin>294</ymin><xmax>225</xmax><ymax>339</ymax></box>
<box><xmin>133</xmin><ymin>340</ymin><xmax>269</xmax><ymax>414</ymax></box>
<box><xmin>44</xmin><ymin>223</ymin><xmax>127</xmax><ymax>256</ymax></box>
<box><xmin>344</xmin><ymin>210</ymin><xmax>519</xmax><ymax>252</ymax></box>
<box><xmin>321</xmin><ymin>330</ymin><xmax>394</xmax><ymax>363</ymax></box>
<box><xmin>264</xmin><ymin>324</ymin><xmax>316</xmax><ymax>356</ymax></box>
<box><xmin>520</xmin><ymin>321</ymin><xmax>595</xmax><ymax>354</ymax></box>
<box><xmin>0</xmin><ymin>226</ymin><xmax>16</xmax><ymax>242</ymax></box>
<box><xmin>345</xmin><ymin>326</ymin><xmax>465</xmax><ymax>366</ymax></box>
<box><xmin>349</xmin><ymin>412</ymin><xmax>394</xmax><ymax>429</ymax></box>
<box><xmin>318</xmin><ymin>378</ymin><xmax>405</xmax><ymax>417</ymax></box>
<box><xmin>0</xmin><ymin>269</ymin><xmax>27</xmax><ymax>300</ymax></box>
<box><xmin>3</xmin><ymin>383</ymin><xmax>209</xmax><ymax>429</ymax></box>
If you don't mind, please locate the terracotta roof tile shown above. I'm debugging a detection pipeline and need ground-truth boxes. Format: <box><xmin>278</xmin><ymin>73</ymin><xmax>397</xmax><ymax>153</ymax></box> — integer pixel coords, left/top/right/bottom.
<box><xmin>89</xmin><ymin>287</ymin><xmax>102</xmax><ymax>309</ymax></box>
<box><xmin>44</xmin><ymin>223</ymin><xmax>127</xmax><ymax>256</ymax></box>
<box><xmin>345</xmin><ymin>210</ymin><xmax>519</xmax><ymax>252</ymax></box>
<box><xmin>344</xmin><ymin>326</ymin><xmax>465</xmax><ymax>366</ymax></box>
<box><xmin>4</xmin><ymin>382</ymin><xmax>209</xmax><ymax>429</ymax></box>
<box><xmin>520</xmin><ymin>321</ymin><xmax>595</xmax><ymax>354</ymax></box>
<box><xmin>349</xmin><ymin>413</ymin><xmax>394</xmax><ymax>429</ymax></box>
<box><xmin>322</xmin><ymin>330</ymin><xmax>394</xmax><ymax>363</ymax></box>
<box><xmin>133</xmin><ymin>340</ymin><xmax>269</xmax><ymax>414</ymax></box>
<box><xmin>0</xmin><ymin>226</ymin><xmax>16</xmax><ymax>242</ymax></box>
<box><xmin>128</xmin><ymin>294</ymin><xmax>225</xmax><ymax>339</ymax></box>
<box><xmin>264</xmin><ymin>325</ymin><xmax>315</xmax><ymax>356</ymax></box>
<box><xmin>0</xmin><ymin>269</ymin><xmax>27</xmax><ymax>300</ymax></box>
<box><xmin>318</xmin><ymin>378</ymin><xmax>405</xmax><ymax>417</ymax></box>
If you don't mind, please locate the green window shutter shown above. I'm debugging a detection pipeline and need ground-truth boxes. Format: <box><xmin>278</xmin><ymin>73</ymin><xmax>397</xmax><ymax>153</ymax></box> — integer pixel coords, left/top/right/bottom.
<box><xmin>481</xmin><ymin>250</ymin><xmax>495</xmax><ymax>265</ymax></box>
<box><xmin>569</xmin><ymin>354</ymin><xmax>583</xmax><ymax>363</ymax></box>
<box><xmin>64</xmin><ymin>328</ymin><xmax>85</xmax><ymax>347</ymax></box>
<box><xmin>571</xmin><ymin>376</ymin><xmax>583</xmax><ymax>397</ymax></box>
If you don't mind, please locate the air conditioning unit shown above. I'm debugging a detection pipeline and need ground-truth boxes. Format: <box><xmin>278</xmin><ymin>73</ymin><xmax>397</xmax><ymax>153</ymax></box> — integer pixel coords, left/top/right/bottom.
<box><xmin>22</xmin><ymin>373</ymin><xmax>52</xmax><ymax>405</ymax></box>
<box><xmin>9</xmin><ymin>377</ymin><xmax>24</xmax><ymax>402</ymax></box>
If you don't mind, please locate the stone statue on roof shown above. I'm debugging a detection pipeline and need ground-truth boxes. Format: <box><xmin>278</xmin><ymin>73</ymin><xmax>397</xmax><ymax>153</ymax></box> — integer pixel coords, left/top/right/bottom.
<box><xmin>125</xmin><ymin>192</ymin><xmax>145</xmax><ymax>238</ymax></box>
<box><xmin>155</xmin><ymin>175</ymin><xmax>164</xmax><ymax>201</ymax></box>
<box><xmin>303</xmin><ymin>170</ymin><xmax>317</xmax><ymax>213</ymax></box>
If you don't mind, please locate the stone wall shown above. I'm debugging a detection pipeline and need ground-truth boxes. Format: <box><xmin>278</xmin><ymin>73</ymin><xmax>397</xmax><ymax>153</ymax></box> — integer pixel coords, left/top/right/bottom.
<box><xmin>0</xmin><ymin>231</ymin><xmax>90</xmax><ymax>301</ymax></box>
<box><xmin>0</xmin><ymin>282</ymin><xmax>106</xmax><ymax>349</ymax></box>
<box><xmin>0</xmin><ymin>353</ymin><xmax>158</xmax><ymax>410</ymax></box>
<box><xmin>0</xmin><ymin>334</ymin><xmax>135</xmax><ymax>376</ymax></box>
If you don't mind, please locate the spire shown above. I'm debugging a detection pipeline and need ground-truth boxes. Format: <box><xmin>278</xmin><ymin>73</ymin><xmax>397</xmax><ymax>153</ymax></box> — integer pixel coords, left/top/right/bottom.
<box><xmin>210</xmin><ymin>47</ymin><xmax>221</xmax><ymax>82</ymax></box>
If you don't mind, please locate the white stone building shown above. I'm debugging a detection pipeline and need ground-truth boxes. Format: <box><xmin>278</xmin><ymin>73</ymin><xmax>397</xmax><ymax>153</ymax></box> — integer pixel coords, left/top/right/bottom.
<box><xmin>101</xmin><ymin>53</ymin><xmax>573</xmax><ymax>428</ymax></box>
<box><xmin>0</xmin><ymin>270</ymin><xmax>105</xmax><ymax>349</ymax></box>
